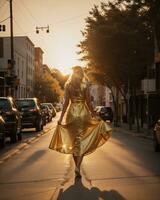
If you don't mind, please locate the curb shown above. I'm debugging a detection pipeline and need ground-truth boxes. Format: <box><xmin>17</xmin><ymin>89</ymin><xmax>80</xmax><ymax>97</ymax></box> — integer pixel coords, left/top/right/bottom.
<box><xmin>114</xmin><ymin>127</ymin><xmax>153</xmax><ymax>140</ymax></box>
<box><xmin>0</xmin><ymin>124</ymin><xmax>55</xmax><ymax>164</ymax></box>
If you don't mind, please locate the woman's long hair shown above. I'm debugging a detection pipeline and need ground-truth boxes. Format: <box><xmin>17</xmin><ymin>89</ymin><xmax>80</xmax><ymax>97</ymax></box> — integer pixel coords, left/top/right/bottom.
<box><xmin>65</xmin><ymin>66</ymin><xmax>85</xmax><ymax>96</ymax></box>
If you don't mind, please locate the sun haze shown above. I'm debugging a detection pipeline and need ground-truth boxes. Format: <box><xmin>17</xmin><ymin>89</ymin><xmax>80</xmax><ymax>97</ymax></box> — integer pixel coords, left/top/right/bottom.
<box><xmin>0</xmin><ymin>0</ymin><xmax>102</xmax><ymax>75</ymax></box>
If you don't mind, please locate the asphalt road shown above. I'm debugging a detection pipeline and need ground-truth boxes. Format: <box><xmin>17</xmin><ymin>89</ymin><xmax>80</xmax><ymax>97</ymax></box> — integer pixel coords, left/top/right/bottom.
<box><xmin>0</xmin><ymin>117</ymin><xmax>160</xmax><ymax>200</ymax></box>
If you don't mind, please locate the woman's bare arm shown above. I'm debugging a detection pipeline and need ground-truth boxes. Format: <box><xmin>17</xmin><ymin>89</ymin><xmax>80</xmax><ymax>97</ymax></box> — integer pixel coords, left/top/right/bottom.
<box><xmin>58</xmin><ymin>88</ymin><xmax>70</xmax><ymax>124</ymax></box>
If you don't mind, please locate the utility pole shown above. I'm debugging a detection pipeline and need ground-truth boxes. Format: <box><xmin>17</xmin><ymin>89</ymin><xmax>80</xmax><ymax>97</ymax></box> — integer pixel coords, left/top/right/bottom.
<box><xmin>10</xmin><ymin>0</ymin><xmax>14</xmax><ymax>74</ymax></box>
<box><xmin>9</xmin><ymin>0</ymin><xmax>14</xmax><ymax>96</ymax></box>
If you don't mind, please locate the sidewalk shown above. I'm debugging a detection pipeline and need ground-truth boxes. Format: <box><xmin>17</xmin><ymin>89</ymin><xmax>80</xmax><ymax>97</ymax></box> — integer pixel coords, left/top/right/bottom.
<box><xmin>113</xmin><ymin>123</ymin><xmax>153</xmax><ymax>140</ymax></box>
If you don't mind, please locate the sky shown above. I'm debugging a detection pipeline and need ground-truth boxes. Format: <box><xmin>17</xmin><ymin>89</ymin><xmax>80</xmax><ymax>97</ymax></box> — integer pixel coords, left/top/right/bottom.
<box><xmin>0</xmin><ymin>0</ymin><xmax>103</xmax><ymax>74</ymax></box>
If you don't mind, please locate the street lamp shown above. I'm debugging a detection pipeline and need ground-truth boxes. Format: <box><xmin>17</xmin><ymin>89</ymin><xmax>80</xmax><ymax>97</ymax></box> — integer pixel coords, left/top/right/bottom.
<box><xmin>36</xmin><ymin>25</ymin><xmax>49</xmax><ymax>34</ymax></box>
<box><xmin>0</xmin><ymin>25</ymin><xmax>6</xmax><ymax>31</ymax></box>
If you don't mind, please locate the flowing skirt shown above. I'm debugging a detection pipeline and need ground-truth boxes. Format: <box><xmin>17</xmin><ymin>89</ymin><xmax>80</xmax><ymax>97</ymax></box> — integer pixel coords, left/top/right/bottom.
<box><xmin>49</xmin><ymin>101</ymin><xmax>112</xmax><ymax>156</ymax></box>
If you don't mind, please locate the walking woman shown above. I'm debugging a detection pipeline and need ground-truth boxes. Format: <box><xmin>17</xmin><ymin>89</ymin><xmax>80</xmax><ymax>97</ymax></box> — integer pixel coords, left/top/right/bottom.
<box><xmin>49</xmin><ymin>66</ymin><xmax>112</xmax><ymax>178</ymax></box>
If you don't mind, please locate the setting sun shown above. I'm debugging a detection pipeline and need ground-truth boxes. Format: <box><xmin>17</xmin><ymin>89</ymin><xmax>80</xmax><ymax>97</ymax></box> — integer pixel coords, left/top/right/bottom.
<box><xmin>0</xmin><ymin>0</ymin><xmax>101</xmax><ymax>73</ymax></box>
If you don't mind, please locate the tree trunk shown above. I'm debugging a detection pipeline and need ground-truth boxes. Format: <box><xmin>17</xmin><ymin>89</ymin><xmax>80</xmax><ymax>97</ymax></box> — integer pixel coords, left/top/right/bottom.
<box><xmin>109</xmin><ymin>86</ymin><xmax>118</xmax><ymax>127</ymax></box>
<box><xmin>133</xmin><ymin>88</ymin><xmax>140</xmax><ymax>133</ymax></box>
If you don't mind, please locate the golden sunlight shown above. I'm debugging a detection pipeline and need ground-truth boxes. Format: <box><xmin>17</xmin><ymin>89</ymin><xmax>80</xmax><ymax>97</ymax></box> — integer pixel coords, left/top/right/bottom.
<box><xmin>53</xmin><ymin>49</ymin><xmax>81</xmax><ymax>75</ymax></box>
<box><xmin>60</xmin><ymin>67</ymin><xmax>72</xmax><ymax>75</ymax></box>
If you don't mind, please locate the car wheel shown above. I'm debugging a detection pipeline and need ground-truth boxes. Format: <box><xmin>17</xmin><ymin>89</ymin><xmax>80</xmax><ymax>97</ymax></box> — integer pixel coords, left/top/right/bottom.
<box><xmin>36</xmin><ymin>118</ymin><xmax>42</xmax><ymax>132</ymax></box>
<box><xmin>153</xmin><ymin>131</ymin><xmax>160</xmax><ymax>152</ymax></box>
<box><xmin>0</xmin><ymin>134</ymin><xmax>5</xmax><ymax>148</ymax></box>
<box><xmin>43</xmin><ymin>117</ymin><xmax>46</xmax><ymax>126</ymax></box>
<box><xmin>17</xmin><ymin>131</ymin><xmax>22</xmax><ymax>141</ymax></box>
<box><xmin>10</xmin><ymin>126</ymin><xmax>18</xmax><ymax>143</ymax></box>
<box><xmin>17</xmin><ymin>124</ymin><xmax>22</xmax><ymax>141</ymax></box>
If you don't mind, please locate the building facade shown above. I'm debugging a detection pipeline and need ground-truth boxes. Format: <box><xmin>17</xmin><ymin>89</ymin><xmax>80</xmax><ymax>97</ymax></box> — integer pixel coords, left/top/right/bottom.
<box><xmin>35</xmin><ymin>47</ymin><xmax>44</xmax><ymax>79</ymax></box>
<box><xmin>0</xmin><ymin>36</ymin><xmax>35</xmax><ymax>98</ymax></box>
<box><xmin>90</xmin><ymin>84</ymin><xmax>111</xmax><ymax>108</ymax></box>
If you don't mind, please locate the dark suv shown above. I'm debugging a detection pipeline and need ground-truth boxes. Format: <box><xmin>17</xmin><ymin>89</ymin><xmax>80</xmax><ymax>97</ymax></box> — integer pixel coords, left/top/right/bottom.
<box><xmin>0</xmin><ymin>97</ymin><xmax>22</xmax><ymax>143</ymax></box>
<box><xmin>42</xmin><ymin>103</ymin><xmax>56</xmax><ymax>117</ymax></box>
<box><xmin>16</xmin><ymin>98</ymin><xmax>43</xmax><ymax>132</ymax></box>
<box><xmin>95</xmin><ymin>106</ymin><xmax>113</xmax><ymax>122</ymax></box>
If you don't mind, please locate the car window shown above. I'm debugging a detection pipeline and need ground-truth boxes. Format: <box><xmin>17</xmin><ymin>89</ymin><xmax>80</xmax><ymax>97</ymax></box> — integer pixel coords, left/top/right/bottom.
<box><xmin>101</xmin><ymin>107</ymin><xmax>108</xmax><ymax>111</ymax></box>
<box><xmin>0</xmin><ymin>99</ymin><xmax>11</xmax><ymax>110</ymax></box>
<box><xmin>41</xmin><ymin>104</ymin><xmax>48</xmax><ymax>109</ymax></box>
<box><xmin>44</xmin><ymin>104</ymin><xmax>53</xmax><ymax>109</ymax></box>
<box><xmin>16</xmin><ymin>100</ymin><xmax>35</xmax><ymax>108</ymax></box>
<box><xmin>101</xmin><ymin>107</ymin><xmax>112</xmax><ymax>112</ymax></box>
<box><xmin>48</xmin><ymin>105</ymin><xmax>52</xmax><ymax>109</ymax></box>
<box><xmin>41</xmin><ymin>105</ymin><xmax>46</xmax><ymax>109</ymax></box>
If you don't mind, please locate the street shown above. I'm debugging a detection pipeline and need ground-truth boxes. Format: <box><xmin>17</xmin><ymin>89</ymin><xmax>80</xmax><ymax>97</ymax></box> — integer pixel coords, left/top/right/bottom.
<box><xmin>1</xmin><ymin>1</ymin><xmax>160</xmax><ymax>199</ymax></box>
<box><xmin>0</xmin><ymin>117</ymin><xmax>160</xmax><ymax>200</ymax></box>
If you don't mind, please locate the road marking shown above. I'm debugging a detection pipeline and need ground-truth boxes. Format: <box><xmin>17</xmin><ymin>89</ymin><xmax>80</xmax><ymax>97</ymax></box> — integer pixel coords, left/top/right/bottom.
<box><xmin>0</xmin><ymin>177</ymin><xmax>65</xmax><ymax>185</ymax></box>
<box><xmin>0</xmin><ymin>124</ymin><xmax>56</xmax><ymax>164</ymax></box>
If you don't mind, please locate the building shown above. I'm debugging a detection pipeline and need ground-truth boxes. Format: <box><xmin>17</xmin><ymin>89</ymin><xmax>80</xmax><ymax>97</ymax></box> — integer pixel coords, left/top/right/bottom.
<box><xmin>0</xmin><ymin>36</ymin><xmax>35</xmax><ymax>98</ymax></box>
<box><xmin>90</xmin><ymin>84</ymin><xmax>111</xmax><ymax>108</ymax></box>
<box><xmin>35</xmin><ymin>47</ymin><xmax>44</xmax><ymax>79</ymax></box>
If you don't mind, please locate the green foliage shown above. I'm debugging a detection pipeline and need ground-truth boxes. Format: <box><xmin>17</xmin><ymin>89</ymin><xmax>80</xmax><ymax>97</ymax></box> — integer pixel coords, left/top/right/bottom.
<box><xmin>34</xmin><ymin>71</ymin><xmax>64</xmax><ymax>103</ymax></box>
<box><xmin>79</xmin><ymin>1</ymin><xmax>154</xmax><ymax>89</ymax></box>
<box><xmin>51</xmin><ymin>68</ymin><xmax>69</xmax><ymax>89</ymax></box>
<box><xmin>116</xmin><ymin>0</ymin><xmax>160</xmax><ymax>50</ymax></box>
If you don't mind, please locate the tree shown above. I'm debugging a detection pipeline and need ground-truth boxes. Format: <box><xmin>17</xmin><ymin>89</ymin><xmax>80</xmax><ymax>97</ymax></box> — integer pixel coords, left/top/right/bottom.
<box><xmin>79</xmin><ymin>1</ymin><xmax>154</xmax><ymax>127</ymax></box>
<box><xmin>51</xmin><ymin>68</ymin><xmax>69</xmax><ymax>89</ymax></box>
<box><xmin>116</xmin><ymin>0</ymin><xmax>160</xmax><ymax>50</ymax></box>
<box><xmin>34</xmin><ymin>69</ymin><xmax>63</xmax><ymax>103</ymax></box>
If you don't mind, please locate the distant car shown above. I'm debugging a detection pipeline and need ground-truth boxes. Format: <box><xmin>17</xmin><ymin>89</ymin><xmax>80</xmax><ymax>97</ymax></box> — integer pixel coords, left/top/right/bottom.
<box><xmin>42</xmin><ymin>103</ymin><xmax>56</xmax><ymax>117</ymax></box>
<box><xmin>40</xmin><ymin>104</ymin><xmax>52</xmax><ymax>123</ymax></box>
<box><xmin>54</xmin><ymin>103</ymin><xmax>62</xmax><ymax>112</ymax></box>
<box><xmin>153</xmin><ymin>118</ymin><xmax>160</xmax><ymax>152</ymax></box>
<box><xmin>40</xmin><ymin>106</ymin><xmax>47</xmax><ymax>126</ymax></box>
<box><xmin>95</xmin><ymin>106</ymin><xmax>113</xmax><ymax>122</ymax></box>
<box><xmin>0</xmin><ymin>115</ymin><xmax>5</xmax><ymax>148</ymax></box>
<box><xmin>0</xmin><ymin>97</ymin><xmax>22</xmax><ymax>143</ymax></box>
<box><xmin>16</xmin><ymin>98</ymin><xmax>43</xmax><ymax>132</ymax></box>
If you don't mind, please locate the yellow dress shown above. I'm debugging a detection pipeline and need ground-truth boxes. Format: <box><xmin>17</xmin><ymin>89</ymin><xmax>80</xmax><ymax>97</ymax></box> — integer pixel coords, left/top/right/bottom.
<box><xmin>49</xmin><ymin>82</ymin><xmax>112</xmax><ymax>156</ymax></box>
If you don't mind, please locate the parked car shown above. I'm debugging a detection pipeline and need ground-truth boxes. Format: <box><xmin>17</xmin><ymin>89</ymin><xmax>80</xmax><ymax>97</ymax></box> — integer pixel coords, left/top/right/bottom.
<box><xmin>42</xmin><ymin>103</ymin><xmax>56</xmax><ymax>117</ymax></box>
<box><xmin>153</xmin><ymin>118</ymin><xmax>160</xmax><ymax>152</ymax></box>
<box><xmin>40</xmin><ymin>104</ymin><xmax>52</xmax><ymax>123</ymax></box>
<box><xmin>0</xmin><ymin>115</ymin><xmax>5</xmax><ymax>148</ymax></box>
<box><xmin>95</xmin><ymin>106</ymin><xmax>113</xmax><ymax>122</ymax></box>
<box><xmin>15</xmin><ymin>98</ymin><xmax>43</xmax><ymax>132</ymax></box>
<box><xmin>54</xmin><ymin>103</ymin><xmax>62</xmax><ymax>112</ymax></box>
<box><xmin>0</xmin><ymin>97</ymin><xmax>22</xmax><ymax>143</ymax></box>
<box><xmin>40</xmin><ymin>107</ymin><xmax>47</xmax><ymax>126</ymax></box>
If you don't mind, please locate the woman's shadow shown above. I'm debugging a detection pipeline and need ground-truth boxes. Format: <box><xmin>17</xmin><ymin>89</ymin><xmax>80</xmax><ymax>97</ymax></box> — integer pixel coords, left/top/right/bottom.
<box><xmin>58</xmin><ymin>178</ymin><xmax>126</xmax><ymax>200</ymax></box>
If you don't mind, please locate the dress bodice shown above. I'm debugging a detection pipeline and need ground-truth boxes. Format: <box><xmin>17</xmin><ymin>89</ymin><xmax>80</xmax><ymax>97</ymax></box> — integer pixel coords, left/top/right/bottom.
<box><xmin>66</xmin><ymin>82</ymin><xmax>88</xmax><ymax>103</ymax></box>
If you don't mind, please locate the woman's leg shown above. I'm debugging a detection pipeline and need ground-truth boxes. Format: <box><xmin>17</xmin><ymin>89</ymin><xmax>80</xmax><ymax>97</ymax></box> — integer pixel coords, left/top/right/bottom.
<box><xmin>77</xmin><ymin>156</ymin><xmax>83</xmax><ymax>170</ymax></box>
<box><xmin>73</xmin><ymin>155</ymin><xmax>83</xmax><ymax>169</ymax></box>
<box><xmin>73</xmin><ymin>155</ymin><xmax>83</xmax><ymax>178</ymax></box>
<box><xmin>73</xmin><ymin>155</ymin><xmax>78</xmax><ymax>167</ymax></box>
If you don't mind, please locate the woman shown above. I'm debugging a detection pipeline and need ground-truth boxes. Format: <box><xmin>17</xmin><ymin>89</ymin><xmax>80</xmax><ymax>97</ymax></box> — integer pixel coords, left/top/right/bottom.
<box><xmin>49</xmin><ymin>66</ymin><xmax>112</xmax><ymax>178</ymax></box>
